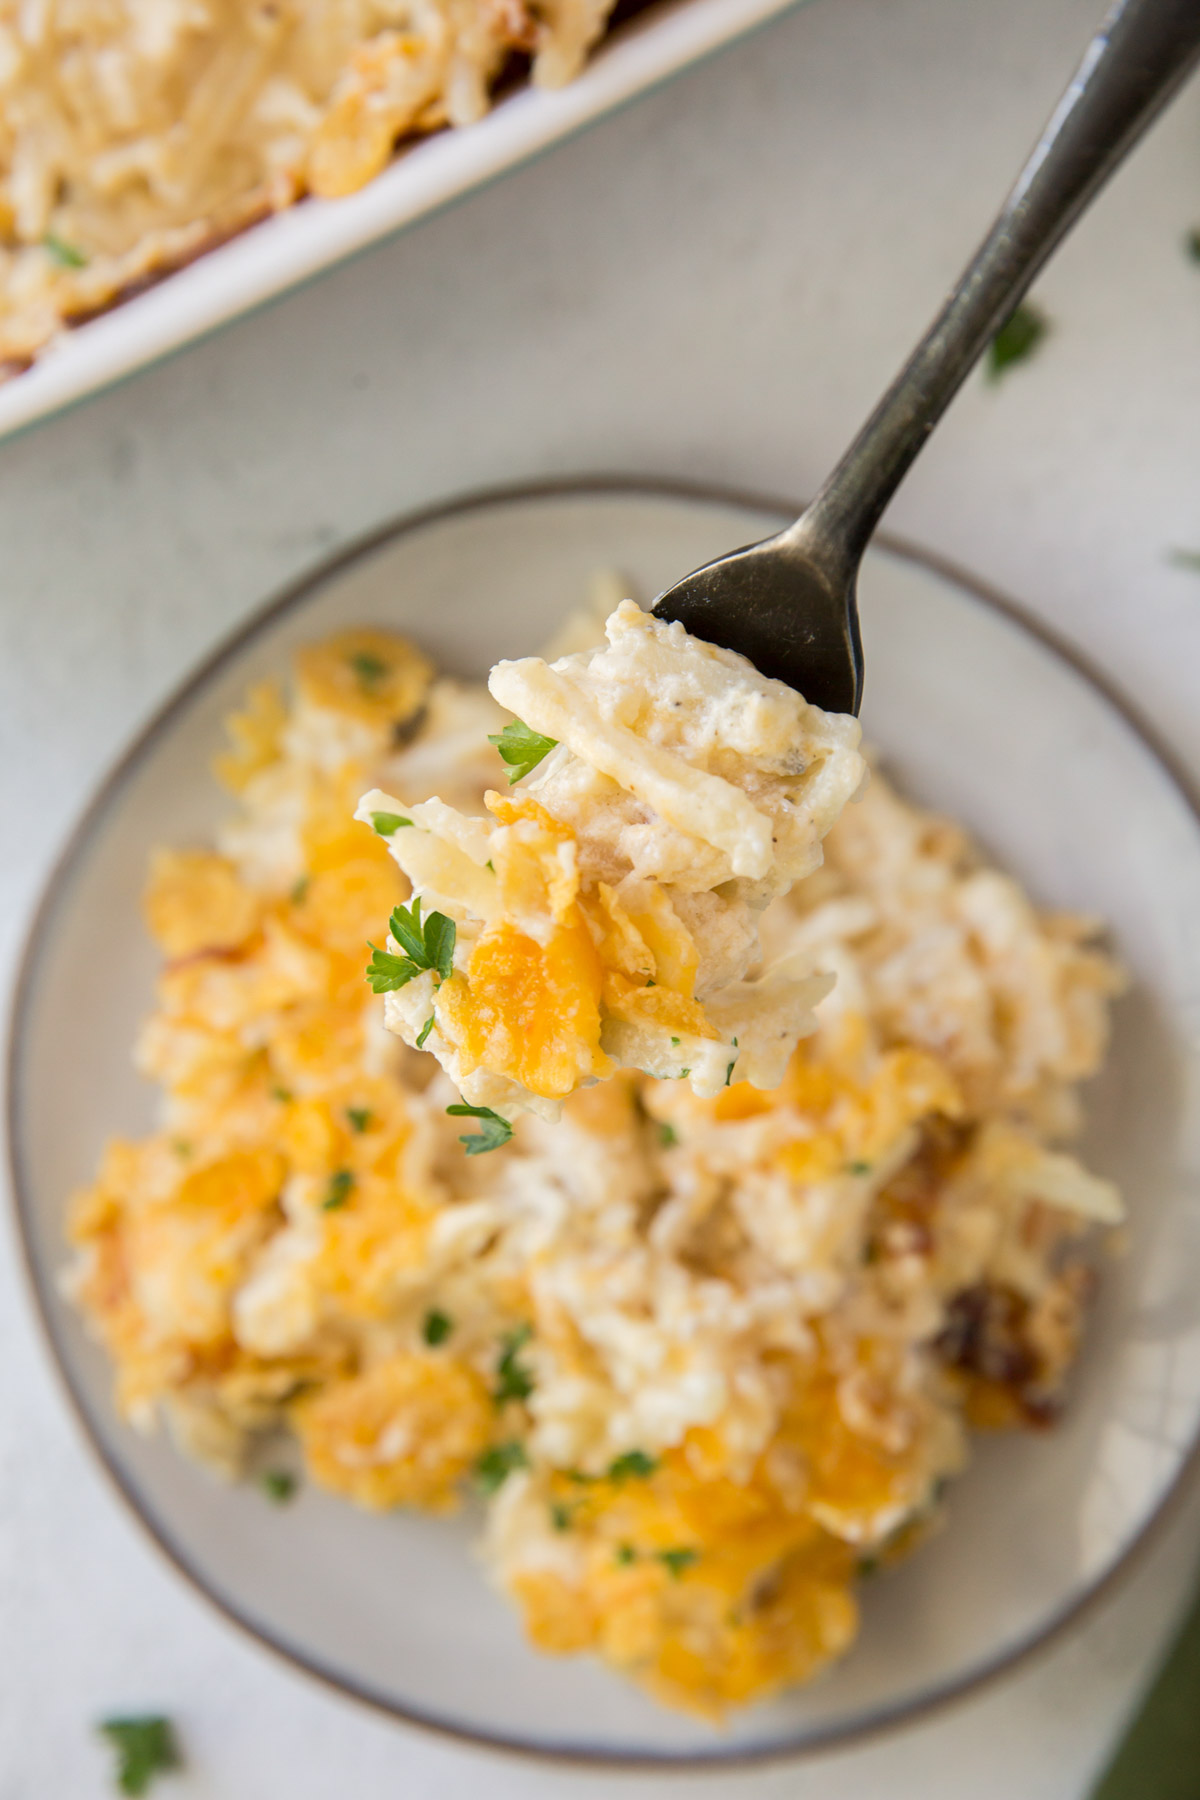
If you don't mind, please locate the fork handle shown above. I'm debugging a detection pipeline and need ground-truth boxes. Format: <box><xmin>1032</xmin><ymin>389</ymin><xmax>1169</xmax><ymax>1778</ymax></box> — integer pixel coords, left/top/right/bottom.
<box><xmin>792</xmin><ymin>0</ymin><xmax>1200</xmax><ymax>569</ymax></box>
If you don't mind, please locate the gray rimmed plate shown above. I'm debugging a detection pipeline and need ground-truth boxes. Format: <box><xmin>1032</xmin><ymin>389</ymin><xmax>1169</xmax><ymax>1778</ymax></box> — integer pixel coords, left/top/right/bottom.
<box><xmin>9</xmin><ymin>479</ymin><xmax>1200</xmax><ymax>1767</ymax></box>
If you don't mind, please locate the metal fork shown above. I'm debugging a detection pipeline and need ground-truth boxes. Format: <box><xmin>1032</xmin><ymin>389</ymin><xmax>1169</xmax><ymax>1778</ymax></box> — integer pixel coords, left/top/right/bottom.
<box><xmin>652</xmin><ymin>0</ymin><xmax>1200</xmax><ymax>714</ymax></box>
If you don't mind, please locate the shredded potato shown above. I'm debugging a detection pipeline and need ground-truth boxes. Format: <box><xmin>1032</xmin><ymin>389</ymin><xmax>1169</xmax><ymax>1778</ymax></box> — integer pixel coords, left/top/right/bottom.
<box><xmin>360</xmin><ymin>600</ymin><xmax>866</xmax><ymax>1115</ymax></box>
<box><xmin>64</xmin><ymin>602</ymin><xmax>1125</xmax><ymax>1719</ymax></box>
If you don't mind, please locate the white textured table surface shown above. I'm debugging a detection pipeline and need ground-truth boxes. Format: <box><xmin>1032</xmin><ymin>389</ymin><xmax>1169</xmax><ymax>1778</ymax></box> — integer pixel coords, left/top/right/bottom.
<box><xmin>2</xmin><ymin>0</ymin><xmax>1199</xmax><ymax>1793</ymax></box>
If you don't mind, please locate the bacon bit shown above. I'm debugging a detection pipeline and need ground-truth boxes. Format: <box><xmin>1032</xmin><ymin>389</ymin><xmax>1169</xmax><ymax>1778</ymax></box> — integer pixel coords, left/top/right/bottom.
<box><xmin>935</xmin><ymin>1284</ymin><xmax>1039</xmax><ymax>1390</ymax></box>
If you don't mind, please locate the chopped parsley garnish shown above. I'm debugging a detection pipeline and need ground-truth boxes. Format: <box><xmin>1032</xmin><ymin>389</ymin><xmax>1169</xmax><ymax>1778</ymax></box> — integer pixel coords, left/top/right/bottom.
<box><xmin>724</xmin><ymin>1038</ymin><xmax>739</xmax><ymax>1086</ymax></box>
<box><xmin>366</xmin><ymin>897</ymin><xmax>456</xmax><ymax>993</ymax></box>
<box><xmin>415</xmin><ymin>1013</ymin><xmax>435</xmax><ymax>1049</ymax></box>
<box><xmin>857</xmin><ymin>1554</ymin><xmax>881</xmax><ymax>1579</ymax></box>
<box><xmin>645</xmin><ymin>977</ymin><xmax>656</xmax><ymax>987</ymax></box>
<box><xmin>550</xmin><ymin>1502</ymin><xmax>575</xmax><ymax>1532</ymax></box>
<box><xmin>474</xmin><ymin>1440</ymin><xmax>528</xmax><ymax>1493</ymax></box>
<box><xmin>447</xmin><ymin>1102</ymin><xmax>513</xmax><ymax>1156</ymax></box>
<box><xmin>345</xmin><ymin>1107</ymin><xmax>372</xmax><ymax>1134</ymax></box>
<box><xmin>1167</xmin><ymin>548</ymin><xmax>1200</xmax><ymax>574</ymax></box>
<box><xmin>657</xmin><ymin>1547</ymin><xmax>699</xmax><ymax>1579</ymax></box>
<box><xmin>171</xmin><ymin>1140</ymin><xmax>191</xmax><ymax>1159</ymax></box>
<box><xmin>98</xmin><ymin>1716</ymin><xmax>180</xmax><ymax>1796</ymax></box>
<box><xmin>658</xmin><ymin>1122</ymin><xmax>678</xmax><ymax>1149</ymax></box>
<box><xmin>608</xmin><ymin>1449</ymin><xmax>658</xmax><ymax>1482</ymax></box>
<box><xmin>493</xmin><ymin>1323</ymin><xmax>535</xmax><ymax>1405</ymax></box>
<box><xmin>389</xmin><ymin>896</ymin><xmax>455</xmax><ymax>975</ymax></box>
<box><xmin>370</xmin><ymin>811</ymin><xmax>412</xmax><ymax>836</ymax></box>
<box><xmin>615</xmin><ymin>1543</ymin><xmax>637</xmax><ymax>1566</ymax></box>
<box><xmin>670</xmin><ymin>1036</ymin><xmax>680</xmax><ymax>1048</ymax></box>
<box><xmin>847</xmin><ymin>1159</ymin><xmax>872</xmax><ymax>1176</ymax></box>
<box><xmin>44</xmin><ymin>232</ymin><xmax>88</xmax><ymax>268</ymax></box>
<box><xmin>422</xmin><ymin>1309</ymin><xmax>453</xmax><ymax>1346</ymax></box>
<box><xmin>259</xmin><ymin>1468</ymin><xmax>297</xmax><ymax>1504</ymax></box>
<box><xmin>290</xmin><ymin>876</ymin><xmax>309</xmax><ymax>905</ymax></box>
<box><xmin>488</xmin><ymin>718</ymin><xmax>558</xmax><ymax>784</ymax></box>
<box><xmin>322</xmin><ymin>1169</ymin><xmax>355</xmax><ymax>1210</ymax></box>
<box><xmin>1185</xmin><ymin>227</ymin><xmax>1200</xmax><ymax>263</ymax></box>
<box><xmin>271</xmin><ymin>1086</ymin><xmax>293</xmax><ymax>1104</ymax></box>
<box><xmin>349</xmin><ymin>650</ymin><xmax>388</xmax><ymax>688</ymax></box>
<box><xmin>986</xmin><ymin>302</ymin><xmax>1048</xmax><ymax>380</ymax></box>
<box><xmin>678</xmin><ymin>1068</ymin><xmax>691</xmax><ymax>1080</ymax></box>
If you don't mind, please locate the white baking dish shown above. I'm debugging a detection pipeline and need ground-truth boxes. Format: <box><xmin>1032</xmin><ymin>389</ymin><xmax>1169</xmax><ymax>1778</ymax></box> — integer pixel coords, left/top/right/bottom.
<box><xmin>0</xmin><ymin>0</ymin><xmax>809</xmax><ymax>443</ymax></box>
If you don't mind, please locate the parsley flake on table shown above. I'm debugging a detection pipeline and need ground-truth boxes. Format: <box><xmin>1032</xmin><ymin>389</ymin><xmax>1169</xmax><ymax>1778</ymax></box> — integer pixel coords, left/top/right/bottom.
<box><xmin>1185</xmin><ymin>227</ymin><xmax>1200</xmax><ymax>264</ymax></box>
<box><xmin>986</xmin><ymin>302</ymin><xmax>1049</xmax><ymax>381</ymax></box>
<box><xmin>98</xmin><ymin>1716</ymin><xmax>180</xmax><ymax>1796</ymax></box>
<box><xmin>1167</xmin><ymin>548</ymin><xmax>1200</xmax><ymax>574</ymax></box>
<box><xmin>370</xmin><ymin>810</ymin><xmax>412</xmax><ymax>836</ymax></box>
<box><xmin>607</xmin><ymin>1449</ymin><xmax>658</xmax><ymax>1482</ymax></box>
<box><xmin>473</xmin><ymin>1440</ymin><xmax>528</xmax><ymax>1493</ymax></box>
<box><xmin>422</xmin><ymin>1308</ymin><xmax>453</xmax><ymax>1346</ymax></box>
<box><xmin>488</xmin><ymin>718</ymin><xmax>558</xmax><ymax>783</ymax></box>
<box><xmin>657</xmin><ymin>1547</ymin><xmax>699</xmax><ymax>1579</ymax></box>
<box><xmin>44</xmin><ymin>232</ymin><xmax>88</xmax><ymax>267</ymax></box>
<box><xmin>259</xmin><ymin>1468</ymin><xmax>297</xmax><ymax>1504</ymax></box>
<box><xmin>365</xmin><ymin>896</ymin><xmax>456</xmax><ymax>993</ymax></box>
<box><xmin>322</xmin><ymin>1169</ymin><xmax>355</xmax><ymax>1210</ymax></box>
<box><xmin>446</xmin><ymin>1102</ymin><xmax>513</xmax><ymax>1155</ymax></box>
<box><xmin>493</xmin><ymin>1323</ymin><xmax>535</xmax><ymax>1405</ymax></box>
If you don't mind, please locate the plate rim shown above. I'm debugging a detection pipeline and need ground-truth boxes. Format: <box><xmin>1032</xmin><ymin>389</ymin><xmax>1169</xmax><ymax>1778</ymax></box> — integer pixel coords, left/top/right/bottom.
<box><xmin>9</xmin><ymin>472</ymin><xmax>1200</xmax><ymax>1769</ymax></box>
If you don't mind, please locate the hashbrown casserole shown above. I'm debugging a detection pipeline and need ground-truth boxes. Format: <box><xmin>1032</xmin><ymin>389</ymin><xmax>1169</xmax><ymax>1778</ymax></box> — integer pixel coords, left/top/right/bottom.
<box><xmin>64</xmin><ymin>598</ymin><xmax>1126</xmax><ymax>1719</ymax></box>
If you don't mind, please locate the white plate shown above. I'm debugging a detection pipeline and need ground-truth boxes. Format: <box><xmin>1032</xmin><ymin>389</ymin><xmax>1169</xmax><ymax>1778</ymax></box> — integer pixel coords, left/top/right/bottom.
<box><xmin>0</xmin><ymin>0</ymin><xmax>810</xmax><ymax>445</ymax></box>
<box><xmin>10</xmin><ymin>481</ymin><xmax>1200</xmax><ymax>1766</ymax></box>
